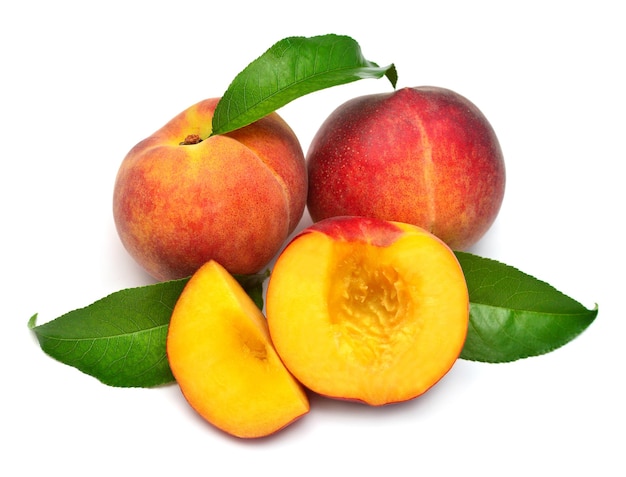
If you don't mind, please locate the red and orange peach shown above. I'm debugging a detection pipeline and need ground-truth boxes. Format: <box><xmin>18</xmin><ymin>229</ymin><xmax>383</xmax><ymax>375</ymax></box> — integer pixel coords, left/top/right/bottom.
<box><xmin>113</xmin><ymin>98</ymin><xmax>307</xmax><ymax>281</ymax></box>
<box><xmin>306</xmin><ymin>86</ymin><xmax>505</xmax><ymax>250</ymax></box>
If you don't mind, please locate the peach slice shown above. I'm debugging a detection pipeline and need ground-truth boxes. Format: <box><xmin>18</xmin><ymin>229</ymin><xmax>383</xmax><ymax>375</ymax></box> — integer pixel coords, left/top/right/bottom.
<box><xmin>266</xmin><ymin>216</ymin><xmax>469</xmax><ymax>406</ymax></box>
<box><xmin>167</xmin><ymin>260</ymin><xmax>309</xmax><ymax>438</ymax></box>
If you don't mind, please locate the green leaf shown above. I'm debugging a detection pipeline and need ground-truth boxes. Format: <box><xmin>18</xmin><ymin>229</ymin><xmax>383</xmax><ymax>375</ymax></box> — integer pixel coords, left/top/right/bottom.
<box><xmin>29</xmin><ymin>272</ymin><xmax>269</xmax><ymax>387</ymax></box>
<box><xmin>211</xmin><ymin>34</ymin><xmax>397</xmax><ymax>136</ymax></box>
<box><xmin>455</xmin><ymin>251</ymin><xmax>598</xmax><ymax>363</ymax></box>
<box><xmin>233</xmin><ymin>269</ymin><xmax>269</xmax><ymax>310</ymax></box>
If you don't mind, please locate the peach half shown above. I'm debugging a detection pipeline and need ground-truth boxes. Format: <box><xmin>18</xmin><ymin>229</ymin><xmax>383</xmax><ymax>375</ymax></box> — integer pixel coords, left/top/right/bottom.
<box><xmin>167</xmin><ymin>260</ymin><xmax>309</xmax><ymax>438</ymax></box>
<box><xmin>266</xmin><ymin>216</ymin><xmax>469</xmax><ymax>406</ymax></box>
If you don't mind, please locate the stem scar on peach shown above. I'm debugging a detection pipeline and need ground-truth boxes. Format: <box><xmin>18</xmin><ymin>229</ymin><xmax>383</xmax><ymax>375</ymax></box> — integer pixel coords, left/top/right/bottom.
<box><xmin>266</xmin><ymin>216</ymin><xmax>470</xmax><ymax>406</ymax></box>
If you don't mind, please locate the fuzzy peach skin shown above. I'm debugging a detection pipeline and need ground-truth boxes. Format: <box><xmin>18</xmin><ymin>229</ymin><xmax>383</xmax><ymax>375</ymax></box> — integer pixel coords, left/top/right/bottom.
<box><xmin>113</xmin><ymin>98</ymin><xmax>307</xmax><ymax>281</ymax></box>
<box><xmin>306</xmin><ymin>86</ymin><xmax>505</xmax><ymax>251</ymax></box>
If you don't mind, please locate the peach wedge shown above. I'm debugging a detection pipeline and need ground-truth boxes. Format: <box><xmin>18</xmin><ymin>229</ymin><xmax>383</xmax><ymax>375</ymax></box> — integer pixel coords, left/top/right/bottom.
<box><xmin>167</xmin><ymin>260</ymin><xmax>309</xmax><ymax>438</ymax></box>
<box><xmin>266</xmin><ymin>216</ymin><xmax>470</xmax><ymax>406</ymax></box>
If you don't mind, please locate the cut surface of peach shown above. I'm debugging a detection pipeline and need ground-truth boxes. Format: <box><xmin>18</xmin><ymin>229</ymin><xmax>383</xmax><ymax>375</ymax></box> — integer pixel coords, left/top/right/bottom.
<box><xmin>166</xmin><ymin>260</ymin><xmax>309</xmax><ymax>438</ymax></box>
<box><xmin>266</xmin><ymin>216</ymin><xmax>469</xmax><ymax>406</ymax></box>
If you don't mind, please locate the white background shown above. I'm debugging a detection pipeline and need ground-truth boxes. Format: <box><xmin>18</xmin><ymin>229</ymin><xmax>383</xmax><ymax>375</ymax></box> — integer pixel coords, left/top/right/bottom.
<box><xmin>3</xmin><ymin>1</ymin><xmax>624</xmax><ymax>475</ymax></box>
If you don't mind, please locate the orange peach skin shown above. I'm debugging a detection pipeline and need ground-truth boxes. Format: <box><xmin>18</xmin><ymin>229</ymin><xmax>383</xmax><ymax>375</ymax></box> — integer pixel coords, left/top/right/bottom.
<box><xmin>113</xmin><ymin>98</ymin><xmax>307</xmax><ymax>281</ymax></box>
<box><xmin>306</xmin><ymin>86</ymin><xmax>505</xmax><ymax>251</ymax></box>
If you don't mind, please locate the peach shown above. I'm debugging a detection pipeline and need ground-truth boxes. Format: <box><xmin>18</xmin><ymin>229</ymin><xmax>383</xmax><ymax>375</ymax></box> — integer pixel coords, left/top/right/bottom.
<box><xmin>306</xmin><ymin>86</ymin><xmax>505</xmax><ymax>251</ymax></box>
<box><xmin>166</xmin><ymin>260</ymin><xmax>310</xmax><ymax>438</ymax></box>
<box><xmin>113</xmin><ymin>98</ymin><xmax>307</xmax><ymax>281</ymax></box>
<box><xmin>266</xmin><ymin>216</ymin><xmax>469</xmax><ymax>406</ymax></box>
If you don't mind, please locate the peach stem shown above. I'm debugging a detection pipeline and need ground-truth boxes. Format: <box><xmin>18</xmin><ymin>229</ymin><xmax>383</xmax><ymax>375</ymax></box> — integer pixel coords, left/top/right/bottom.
<box><xmin>179</xmin><ymin>134</ymin><xmax>203</xmax><ymax>145</ymax></box>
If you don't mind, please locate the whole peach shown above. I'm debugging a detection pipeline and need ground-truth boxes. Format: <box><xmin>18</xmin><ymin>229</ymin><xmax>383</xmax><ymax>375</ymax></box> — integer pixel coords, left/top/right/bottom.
<box><xmin>113</xmin><ymin>98</ymin><xmax>307</xmax><ymax>281</ymax></box>
<box><xmin>306</xmin><ymin>86</ymin><xmax>505</xmax><ymax>250</ymax></box>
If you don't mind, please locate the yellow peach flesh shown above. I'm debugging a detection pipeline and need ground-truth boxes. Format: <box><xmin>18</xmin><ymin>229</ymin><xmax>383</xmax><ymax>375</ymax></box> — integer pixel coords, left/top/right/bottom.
<box><xmin>167</xmin><ymin>260</ymin><xmax>309</xmax><ymax>438</ymax></box>
<box><xmin>266</xmin><ymin>219</ymin><xmax>469</xmax><ymax>406</ymax></box>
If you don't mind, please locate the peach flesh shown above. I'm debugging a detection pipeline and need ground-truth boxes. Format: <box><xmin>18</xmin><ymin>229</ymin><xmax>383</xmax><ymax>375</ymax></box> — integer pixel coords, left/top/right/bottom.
<box><xmin>167</xmin><ymin>260</ymin><xmax>309</xmax><ymax>438</ymax></box>
<box><xmin>266</xmin><ymin>216</ymin><xmax>469</xmax><ymax>406</ymax></box>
